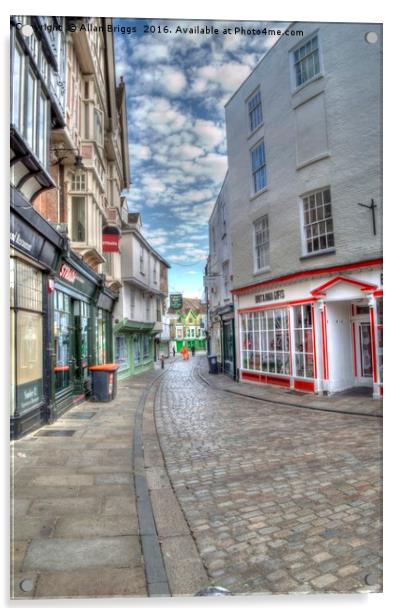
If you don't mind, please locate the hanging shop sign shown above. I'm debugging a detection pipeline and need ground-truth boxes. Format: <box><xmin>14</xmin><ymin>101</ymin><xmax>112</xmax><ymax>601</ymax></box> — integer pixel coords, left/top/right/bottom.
<box><xmin>170</xmin><ymin>293</ymin><xmax>183</xmax><ymax>310</ymax></box>
<box><xmin>10</xmin><ymin>212</ymin><xmax>58</xmax><ymax>270</ymax></box>
<box><xmin>102</xmin><ymin>225</ymin><xmax>121</xmax><ymax>253</ymax></box>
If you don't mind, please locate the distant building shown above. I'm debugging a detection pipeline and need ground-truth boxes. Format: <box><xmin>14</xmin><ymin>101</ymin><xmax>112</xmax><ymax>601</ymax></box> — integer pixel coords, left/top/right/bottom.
<box><xmin>206</xmin><ymin>173</ymin><xmax>235</xmax><ymax>378</ymax></box>
<box><xmin>224</xmin><ymin>22</ymin><xmax>382</xmax><ymax>397</ymax></box>
<box><xmin>168</xmin><ymin>298</ymin><xmax>207</xmax><ymax>353</ymax></box>
<box><xmin>113</xmin><ymin>213</ymin><xmax>170</xmax><ymax>378</ymax></box>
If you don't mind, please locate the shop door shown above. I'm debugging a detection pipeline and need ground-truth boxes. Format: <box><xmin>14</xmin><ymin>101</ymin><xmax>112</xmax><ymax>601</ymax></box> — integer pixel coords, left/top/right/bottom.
<box><xmin>223</xmin><ymin>320</ymin><xmax>235</xmax><ymax>378</ymax></box>
<box><xmin>54</xmin><ymin>291</ymin><xmax>76</xmax><ymax>397</ymax></box>
<box><xmin>358</xmin><ymin>322</ymin><xmax>373</xmax><ymax>381</ymax></box>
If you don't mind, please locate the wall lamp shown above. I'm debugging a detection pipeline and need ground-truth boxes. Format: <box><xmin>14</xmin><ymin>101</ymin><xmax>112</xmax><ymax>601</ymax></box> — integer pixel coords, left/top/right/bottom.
<box><xmin>50</xmin><ymin>147</ymin><xmax>85</xmax><ymax>169</ymax></box>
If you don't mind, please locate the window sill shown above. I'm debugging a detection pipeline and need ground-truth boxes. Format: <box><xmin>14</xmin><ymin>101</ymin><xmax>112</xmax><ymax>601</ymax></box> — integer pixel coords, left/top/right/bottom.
<box><xmin>299</xmin><ymin>248</ymin><xmax>336</xmax><ymax>261</ymax></box>
<box><xmin>296</xmin><ymin>152</ymin><xmax>330</xmax><ymax>171</ymax></box>
<box><xmin>253</xmin><ymin>266</ymin><xmax>271</xmax><ymax>276</ymax></box>
<box><xmin>247</xmin><ymin>122</ymin><xmax>264</xmax><ymax>141</ymax></box>
<box><xmin>291</xmin><ymin>72</ymin><xmax>325</xmax><ymax>96</ymax></box>
<box><xmin>249</xmin><ymin>186</ymin><xmax>268</xmax><ymax>201</ymax></box>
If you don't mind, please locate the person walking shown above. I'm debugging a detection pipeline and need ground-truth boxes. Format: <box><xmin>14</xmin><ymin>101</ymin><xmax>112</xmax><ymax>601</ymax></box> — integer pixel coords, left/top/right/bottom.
<box><xmin>191</xmin><ymin>344</ymin><xmax>195</xmax><ymax>357</ymax></box>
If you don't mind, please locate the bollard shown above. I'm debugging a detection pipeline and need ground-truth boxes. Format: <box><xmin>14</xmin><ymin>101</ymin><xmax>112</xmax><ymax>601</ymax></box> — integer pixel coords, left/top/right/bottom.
<box><xmin>195</xmin><ymin>586</ymin><xmax>233</xmax><ymax>597</ymax></box>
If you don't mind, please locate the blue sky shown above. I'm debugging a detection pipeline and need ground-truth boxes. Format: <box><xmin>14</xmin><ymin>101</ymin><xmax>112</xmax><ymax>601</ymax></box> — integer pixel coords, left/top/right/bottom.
<box><xmin>113</xmin><ymin>18</ymin><xmax>286</xmax><ymax>297</ymax></box>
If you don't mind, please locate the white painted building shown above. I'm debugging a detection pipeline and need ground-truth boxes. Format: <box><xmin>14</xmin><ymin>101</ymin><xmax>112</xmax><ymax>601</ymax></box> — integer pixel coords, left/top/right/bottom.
<box><xmin>206</xmin><ymin>173</ymin><xmax>236</xmax><ymax>377</ymax></box>
<box><xmin>225</xmin><ymin>22</ymin><xmax>382</xmax><ymax>397</ymax></box>
<box><xmin>113</xmin><ymin>212</ymin><xmax>170</xmax><ymax>377</ymax></box>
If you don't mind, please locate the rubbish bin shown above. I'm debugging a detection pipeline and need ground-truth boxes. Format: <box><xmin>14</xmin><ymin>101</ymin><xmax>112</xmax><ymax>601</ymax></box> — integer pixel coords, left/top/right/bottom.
<box><xmin>207</xmin><ymin>355</ymin><xmax>218</xmax><ymax>374</ymax></box>
<box><xmin>89</xmin><ymin>363</ymin><xmax>119</xmax><ymax>402</ymax></box>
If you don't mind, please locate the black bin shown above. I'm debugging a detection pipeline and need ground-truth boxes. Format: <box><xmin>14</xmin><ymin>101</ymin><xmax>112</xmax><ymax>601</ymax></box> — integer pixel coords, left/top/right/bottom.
<box><xmin>89</xmin><ymin>363</ymin><xmax>119</xmax><ymax>402</ymax></box>
<box><xmin>208</xmin><ymin>355</ymin><xmax>218</xmax><ymax>374</ymax></box>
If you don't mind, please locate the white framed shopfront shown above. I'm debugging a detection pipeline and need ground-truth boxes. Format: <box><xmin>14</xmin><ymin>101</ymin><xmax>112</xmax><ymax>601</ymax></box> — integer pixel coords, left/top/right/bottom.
<box><xmin>234</xmin><ymin>259</ymin><xmax>383</xmax><ymax>398</ymax></box>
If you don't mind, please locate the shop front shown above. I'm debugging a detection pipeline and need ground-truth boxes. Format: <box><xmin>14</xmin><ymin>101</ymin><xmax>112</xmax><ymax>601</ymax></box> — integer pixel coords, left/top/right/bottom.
<box><xmin>10</xmin><ymin>191</ymin><xmax>66</xmax><ymax>438</ymax></box>
<box><xmin>52</xmin><ymin>256</ymin><xmax>116</xmax><ymax>418</ymax></box>
<box><xmin>234</xmin><ymin>260</ymin><xmax>383</xmax><ymax>398</ymax></box>
<box><xmin>222</xmin><ymin>313</ymin><xmax>236</xmax><ymax>379</ymax></box>
<box><xmin>114</xmin><ymin>320</ymin><xmax>155</xmax><ymax>380</ymax></box>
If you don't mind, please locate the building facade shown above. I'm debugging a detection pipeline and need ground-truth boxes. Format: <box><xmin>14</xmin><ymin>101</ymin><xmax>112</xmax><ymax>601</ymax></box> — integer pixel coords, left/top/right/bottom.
<box><xmin>169</xmin><ymin>298</ymin><xmax>207</xmax><ymax>353</ymax></box>
<box><xmin>206</xmin><ymin>174</ymin><xmax>236</xmax><ymax>378</ymax></box>
<box><xmin>224</xmin><ymin>22</ymin><xmax>382</xmax><ymax>398</ymax></box>
<box><xmin>113</xmin><ymin>213</ymin><xmax>170</xmax><ymax>379</ymax></box>
<box><xmin>10</xmin><ymin>16</ymin><xmax>130</xmax><ymax>437</ymax></box>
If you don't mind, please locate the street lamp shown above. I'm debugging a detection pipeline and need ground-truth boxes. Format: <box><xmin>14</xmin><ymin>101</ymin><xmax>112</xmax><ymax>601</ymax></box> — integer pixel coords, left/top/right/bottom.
<box><xmin>50</xmin><ymin>147</ymin><xmax>85</xmax><ymax>169</ymax></box>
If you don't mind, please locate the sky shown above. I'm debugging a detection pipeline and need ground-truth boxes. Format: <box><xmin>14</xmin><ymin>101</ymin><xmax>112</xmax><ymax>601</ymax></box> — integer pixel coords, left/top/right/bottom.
<box><xmin>113</xmin><ymin>18</ymin><xmax>287</xmax><ymax>298</ymax></box>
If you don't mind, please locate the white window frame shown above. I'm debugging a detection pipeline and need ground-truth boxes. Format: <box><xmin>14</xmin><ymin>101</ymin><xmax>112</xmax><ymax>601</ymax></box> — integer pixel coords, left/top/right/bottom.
<box><xmin>247</xmin><ymin>88</ymin><xmax>263</xmax><ymax>134</ymax></box>
<box><xmin>292</xmin><ymin>304</ymin><xmax>314</xmax><ymax>379</ymax></box>
<box><xmin>300</xmin><ymin>187</ymin><xmax>334</xmax><ymax>257</ymax></box>
<box><xmin>250</xmin><ymin>140</ymin><xmax>267</xmax><ymax>195</ymax></box>
<box><xmin>12</xmin><ymin>41</ymin><xmax>25</xmax><ymax>133</ymax></box>
<box><xmin>140</xmin><ymin>245</ymin><xmax>145</xmax><ymax>275</ymax></box>
<box><xmin>253</xmin><ymin>215</ymin><xmax>270</xmax><ymax>274</ymax></box>
<box><xmin>290</xmin><ymin>30</ymin><xmax>324</xmax><ymax>92</ymax></box>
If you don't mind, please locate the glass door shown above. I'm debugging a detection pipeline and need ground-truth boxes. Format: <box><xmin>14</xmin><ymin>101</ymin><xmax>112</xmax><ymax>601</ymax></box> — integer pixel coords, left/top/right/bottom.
<box><xmin>359</xmin><ymin>322</ymin><xmax>372</xmax><ymax>378</ymax></box>
<box><xmin>54</xmin><ymin>290</ymin><xmax>75</xmax><ymax>395</ymax></box>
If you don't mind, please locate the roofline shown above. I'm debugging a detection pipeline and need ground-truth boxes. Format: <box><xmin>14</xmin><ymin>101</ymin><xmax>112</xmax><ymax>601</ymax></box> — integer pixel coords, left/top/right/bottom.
<box><xmin>209</xmin><ymin>170</ymin><xmax>229</xmax><ymax>222</ymax></box>
<box><xmin>122</xmin><ymin>226</ymin><xmax>171</xmax><ymax>268</ymax></box>
<box><xmin>224</xmin><ymin>21</ymin><xmax>296</xmax><ymax>108</ymax></box>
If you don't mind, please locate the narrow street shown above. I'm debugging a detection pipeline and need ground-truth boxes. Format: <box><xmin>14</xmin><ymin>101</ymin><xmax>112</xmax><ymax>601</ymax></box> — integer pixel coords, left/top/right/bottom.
<box><xmin>11</xmin><ymin>353</ymin><xmax>382</xmax><ymax>598</ymax></box>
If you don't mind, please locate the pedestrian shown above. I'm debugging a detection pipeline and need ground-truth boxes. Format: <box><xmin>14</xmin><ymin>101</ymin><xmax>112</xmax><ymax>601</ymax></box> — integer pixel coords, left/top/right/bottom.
<box><xmin>172</xmin><ymin>346</ymin><xmax>176</xmax><ymax>357</ymax></box>
<box><xmin>191</xmin><ymin>344</ymin><xmax>195</xmax><ymax>357</ymax></box>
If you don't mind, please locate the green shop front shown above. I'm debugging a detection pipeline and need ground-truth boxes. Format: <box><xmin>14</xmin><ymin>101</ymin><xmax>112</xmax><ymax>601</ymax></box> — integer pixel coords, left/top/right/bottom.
<box><xmin>52</xmin><ymin>255</ymin><xmax>116</xmax><ymax>418</ymax></box>
<box><xmin>114</xmin><ymin>319</ymin><xmax>156</xmax><ymax>380</ymax></box>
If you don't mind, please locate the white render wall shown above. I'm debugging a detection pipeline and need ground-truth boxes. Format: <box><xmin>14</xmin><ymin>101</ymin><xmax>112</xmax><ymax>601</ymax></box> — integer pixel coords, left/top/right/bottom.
<box><xmin>208</xmin><ymin>174</ymin><xmax>233</xmax><ymax>309</ymax></box>
<box><xmin>225</xmin><ymin>22</ymin><xmax>382</xmax><ymax>290</ymax></box>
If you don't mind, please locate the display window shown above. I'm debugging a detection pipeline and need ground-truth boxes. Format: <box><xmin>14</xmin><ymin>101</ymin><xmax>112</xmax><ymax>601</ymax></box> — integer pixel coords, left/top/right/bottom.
<box><xmin>10</xmin><ymin>258</ymin><xmax>44</xmax><ymax>415</ymax></box>
<box><xmin>95</xmin><ymin>308</ymin><xmax>107</xmax><ymax>364</ymax></box>
<box><xmin>241</xmin><ymin>308</ymin><xmax>290</xmax><ymax>375</ymax></box>
<box><xmin>116</xmin><ymin>335</ymin><xmax>129</xmax><ymax>370</ymax></box>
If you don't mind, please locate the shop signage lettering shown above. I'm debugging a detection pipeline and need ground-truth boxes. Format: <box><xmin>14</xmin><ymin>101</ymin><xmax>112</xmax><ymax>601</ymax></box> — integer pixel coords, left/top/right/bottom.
<box><xmin>255</xmin><ymin>289</ymin><xmax>285</xmax><ymax>303</ymax></box>
<box><xmin>17</xmin><ymin>379</ymin><xmax>43</xmax><ymax>412</ymax></box>
<box><xmin>10</xmin><ymin>231</ymin><xmax>33</xmax><ymax>252</ymax></box>
<box><xmin>59</xmin><ymin>263</ymin><xmax>77</xmax><ymax>284</ymax></box>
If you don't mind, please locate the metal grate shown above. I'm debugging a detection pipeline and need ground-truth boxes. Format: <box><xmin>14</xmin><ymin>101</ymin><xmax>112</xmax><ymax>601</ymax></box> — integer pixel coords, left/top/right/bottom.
<box><xmin>37</xmin><ymin>430</ymin><xmax>76</xmax><ymax>437</ymax></box>
<box><xmin>69</xmin><ymin>412</ymin><xmax>96</xmax><ymax>419</ymax></box>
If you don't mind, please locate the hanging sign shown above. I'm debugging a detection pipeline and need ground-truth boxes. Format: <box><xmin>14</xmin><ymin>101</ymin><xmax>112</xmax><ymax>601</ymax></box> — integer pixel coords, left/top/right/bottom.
<box><xmin>170</xmin><ymin>293</ymin><xmax>183</xmax><ymax>310</ymax></box>
<box><xmin>102</xmin><ymin>225</ymin><xmax>121</xmax><ymax>253</ymax></box>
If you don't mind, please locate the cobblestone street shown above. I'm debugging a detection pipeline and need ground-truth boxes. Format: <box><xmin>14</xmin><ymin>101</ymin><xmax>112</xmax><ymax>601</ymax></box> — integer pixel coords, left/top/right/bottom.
<box><xmin>155</xmin><ymin>355</ymin><xmax>382</xmax><ymax>595</ymax></box>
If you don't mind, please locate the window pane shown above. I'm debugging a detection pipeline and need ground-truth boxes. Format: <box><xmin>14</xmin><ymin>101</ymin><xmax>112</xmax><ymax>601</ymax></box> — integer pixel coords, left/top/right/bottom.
<box><xmin>71</xmin><ymin>197</ymin><xmax>86</xmax><ymax>241</ymax></box>
<box><xmin>16</xmin><ymin>311</ymin><xmax>43</xmax><ymax>413</ymax></box>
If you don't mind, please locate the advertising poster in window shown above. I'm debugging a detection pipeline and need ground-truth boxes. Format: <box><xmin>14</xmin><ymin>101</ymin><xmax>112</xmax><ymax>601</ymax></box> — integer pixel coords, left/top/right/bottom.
<box><xmin>8</xmin><ymin>3</ymin><xmax>385</xmax><ymax>608</ymax></box>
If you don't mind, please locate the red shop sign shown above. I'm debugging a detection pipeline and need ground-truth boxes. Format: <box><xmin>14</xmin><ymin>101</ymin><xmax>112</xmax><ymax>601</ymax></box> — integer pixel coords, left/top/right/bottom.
<box><xmin>102</xmin><ymin>225</ymin><xmax>121</xmax><ymax>253</ymax></box>
<box><xmin>59</xmin><ymin>263</ymin><xmax>77</xmax><ymax>284</ymax></box>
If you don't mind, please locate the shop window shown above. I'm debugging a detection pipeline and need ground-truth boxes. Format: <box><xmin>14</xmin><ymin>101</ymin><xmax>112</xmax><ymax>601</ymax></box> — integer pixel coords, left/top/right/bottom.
<box><xmin>116</xmin><ymin>336</ymin><xmax>129</xmax><ymax>370</ymax></box>
<box><xmin>293</xmin><ymin>304</ymin><xmax>314</xmax><ymax>378</ymax></box>
<box><xmin>376</xmin><ymin>297</ymin><xmax>383</xmax><ymax>383</ymax></box>
<box><xmin>241</xmin><ymin>308</ymin><xmax>290</xmax><ymax>375</ymax></box>
<box><xmin>54</xmin><ymin>290</ymin><xmax>72</xmax><ymax>393</ymax></box>
<box><xmin>134</xmin><ymin>335</ymin><xmax>141</xmax><ymax>364</ymax></box>
<box><xmin>10</xmin><ymin>259</ymin><xmax>44</xmax><ymax>415</ymax></box>
<box><xmin>302</xmin><ymin>188</ymin><xmax>334</xmax><ymax>254</ymax></box>
<box><xmin>96</xmin><ymin>308</ymin><xmax>107</xmax><ymax>364</ymax></box>
<box><xmin>71</xmin><ymin>196</ymin><xmax>86</xmax><ymax>242</ymax></box>
<box><xmin>77</xmin><ymin>301</ymin><xmax>90</xmax><ymax>379</ymax></box>
<box><xmin>143</xmin><ymin>335</ymin><xmax>150</xmax><ymax>360</ymax></box>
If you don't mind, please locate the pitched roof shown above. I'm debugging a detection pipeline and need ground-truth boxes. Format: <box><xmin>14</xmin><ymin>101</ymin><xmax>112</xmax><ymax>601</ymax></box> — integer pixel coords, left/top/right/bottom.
<box><xmin>168</xmin><ymin>297</ymin><xmax>206</xmax><ymax>315</ymax></box>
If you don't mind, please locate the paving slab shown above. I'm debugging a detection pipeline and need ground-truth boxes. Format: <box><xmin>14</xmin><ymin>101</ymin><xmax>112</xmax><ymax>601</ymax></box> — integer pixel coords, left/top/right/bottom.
<box><xmin>22</xmin><ymin>536</ymin><xmax>143</xmax><ymax>571</ymax></box>
<box><xmin>160</xmin><ymin>535</ymin><xmax>209</xmax><ymax>596</ymax></box>
<box><xmin>53</xmin><ymin>514</ymin><xmax>139</xmax><ymax>537</ymax></box>
<box><xmin>34</xmin><ymin>566</ymin><xmax>147</xmax><ymax>598</ymax></box>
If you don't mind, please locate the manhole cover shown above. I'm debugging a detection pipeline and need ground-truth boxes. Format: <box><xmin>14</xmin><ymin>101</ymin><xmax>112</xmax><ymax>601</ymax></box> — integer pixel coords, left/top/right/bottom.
<box><xmin>37</xmin><ymin>430</ymin><xmax>76</xmax><ymax>437</ymax></box>
<box><xmin>69</xmin><ymin>412</ymin><xmax>96</xmax><ymax>419</ymax></box>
